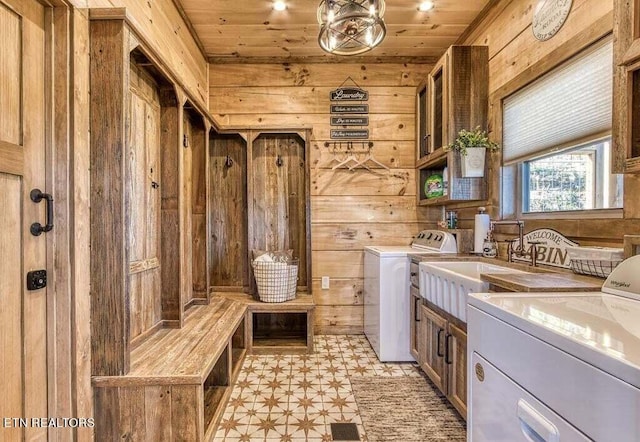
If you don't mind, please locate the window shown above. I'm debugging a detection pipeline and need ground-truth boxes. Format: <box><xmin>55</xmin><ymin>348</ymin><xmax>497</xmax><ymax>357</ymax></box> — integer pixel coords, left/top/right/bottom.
<box><xmin>522</xmin><ymin>137</ymin><xmax>623</xmax><ymax>213</ymax></box>
<box><xmin>502</xmin><ymin>36</ymin><xmax>623</xmax><ymax>215</ymax></box>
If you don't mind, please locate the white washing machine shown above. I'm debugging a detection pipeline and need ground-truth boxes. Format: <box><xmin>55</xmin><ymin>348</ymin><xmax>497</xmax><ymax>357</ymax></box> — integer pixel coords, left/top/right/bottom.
<box><xmin>363</xmin><ymin>230</ymin><xmax>457</xmax><ymax>362</ymax></box>
<box><xmin>468</xmin><ymin>255</ymin><xmax>640</xmax><ymax>442</ymax></box>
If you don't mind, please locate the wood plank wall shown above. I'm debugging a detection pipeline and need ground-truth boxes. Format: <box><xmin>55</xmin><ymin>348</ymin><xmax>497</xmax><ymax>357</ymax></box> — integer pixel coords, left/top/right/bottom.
<box><xmin>209</xmin><ymin>63</ymin><xmax>434</xmax><ymax>334</ymax></box>
<box><xmin>447</xmin><ymin>0</ymin><xmax>640</xmax><ymax>247</ymax></box>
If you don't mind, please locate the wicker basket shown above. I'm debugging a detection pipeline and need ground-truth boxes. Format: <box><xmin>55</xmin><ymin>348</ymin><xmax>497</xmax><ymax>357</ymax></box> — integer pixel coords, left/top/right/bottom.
<box><xmin>251</xmin><ymin>259</ymin><xmax>298</xmax><ymax>303</ymax></box>
<box><xmin>567</xmin><ymin>246</ymin><xmax>624</xmax><ymax>278</ymax></box>
<box><xmin>570</xmin><ymin>259</ymin><xmax>623</xmax><ymax>278</ymax></box>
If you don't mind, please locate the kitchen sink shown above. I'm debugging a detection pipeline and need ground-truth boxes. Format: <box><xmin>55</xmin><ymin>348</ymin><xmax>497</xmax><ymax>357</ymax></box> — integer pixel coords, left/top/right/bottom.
<box><xmin>419</xmin><ymin>261</ymin><xmax>527</xmax><ymax>322</ymax></box>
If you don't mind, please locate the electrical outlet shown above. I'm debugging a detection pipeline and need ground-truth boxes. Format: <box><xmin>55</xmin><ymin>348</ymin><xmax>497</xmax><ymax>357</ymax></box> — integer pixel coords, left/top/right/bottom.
<box><xmin>321</xmin><ymin>276</ymin><xmax>330</xmax><ymax>290</ymax></box>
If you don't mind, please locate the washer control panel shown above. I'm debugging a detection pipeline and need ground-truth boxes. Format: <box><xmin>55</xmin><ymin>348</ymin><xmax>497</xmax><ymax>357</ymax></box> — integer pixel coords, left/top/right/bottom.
<box><xmin>412</xmin><ymin>230</ymin><xmax>458</xmax><ymax>253</ymax></box>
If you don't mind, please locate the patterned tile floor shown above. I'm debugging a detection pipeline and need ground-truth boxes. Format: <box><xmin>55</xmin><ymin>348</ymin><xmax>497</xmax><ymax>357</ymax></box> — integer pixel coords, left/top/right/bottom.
<box><xmin>214</xmin><ymin>335</ymin><xmax>423</xmax><ymax>441</ymax></box>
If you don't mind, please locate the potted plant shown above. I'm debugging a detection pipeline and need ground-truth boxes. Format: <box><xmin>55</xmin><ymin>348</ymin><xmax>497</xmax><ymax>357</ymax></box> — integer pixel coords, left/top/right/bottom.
<box><xmin>445</xmin><ymin>127</ymin><xmax>499</xmax><ymax>177</ymax></box>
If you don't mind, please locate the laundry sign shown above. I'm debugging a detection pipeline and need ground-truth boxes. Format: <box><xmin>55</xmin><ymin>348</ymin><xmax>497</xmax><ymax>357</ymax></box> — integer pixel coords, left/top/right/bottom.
<box><xmin>512</xmin><ymin>228</ymin><xmax>579</xmax><ymax>269</ymax></box>
<box><xmin>331</xmin><ymin>104</ymin><xmax>369</xmax><ymax>114</ymax></box>
<box><xmin>330</xmin><ymin>129</ymin><xmax>369</xmax><ymax>139</ymax></box>
<box><xmin>330</xmin><ymin>116</ymin><xmax>369</xmax><ymax>126</ymax></box>
<box><xmin>330</xmin><ymin>87</ymin><xmax>368</xmax><ymax>101</ymax></box>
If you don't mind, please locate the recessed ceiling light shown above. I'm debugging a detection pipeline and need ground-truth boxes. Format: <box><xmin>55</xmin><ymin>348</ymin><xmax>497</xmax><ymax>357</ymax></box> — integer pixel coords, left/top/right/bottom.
<box><xmin>418</xmin><ymin>1</ymin><xmax>434</xmax><ymax>11</ymax></box>
<box><xmin>273</xmin><ymin>0</ymin><xmax>287</xmax><ymax>11</ymax></box>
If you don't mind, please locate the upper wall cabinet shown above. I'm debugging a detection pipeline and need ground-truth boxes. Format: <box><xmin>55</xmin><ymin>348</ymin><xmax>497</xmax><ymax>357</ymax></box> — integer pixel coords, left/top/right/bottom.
<box><xmin>416</xmin><ymin>46</ymin><xmax>489</xmax><ymax>205</ymax></box>
<box><xmin>613</xmin><ymin>0</ymin><xmax>640</xmax><ymax>173</ymax></box>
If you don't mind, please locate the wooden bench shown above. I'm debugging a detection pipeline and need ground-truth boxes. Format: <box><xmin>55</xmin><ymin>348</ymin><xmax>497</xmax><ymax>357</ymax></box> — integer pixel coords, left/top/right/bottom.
<box><xmin>92</xmin><ymin>297</ymin><xmax>247</xmax><ymax>441</ymax></box>
<box><xmin>221</xmin><ymin>293</ymin><xmax>315</xmax><ymax>354</ymax></box>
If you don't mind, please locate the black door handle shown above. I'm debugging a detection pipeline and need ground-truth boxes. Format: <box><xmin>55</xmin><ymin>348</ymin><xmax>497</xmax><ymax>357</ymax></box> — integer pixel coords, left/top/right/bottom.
<box><xmin>436</xmin><ymin>329</ymin><xmax>444</xmax><ymax>357</ymax></box>
<box><xmin>445</xmin><ymin>333</ymin><xmax>453</xmax><ymax>365</ymax></box>
<box><xmin>414</xmin><ymin>296</ymin><xmax>421</xmax><ymax>322</ymax></box>
<box><xmin>30</xmin><ymin>189</ymin><xmax>54</xmax><ymax>236</ymax></box>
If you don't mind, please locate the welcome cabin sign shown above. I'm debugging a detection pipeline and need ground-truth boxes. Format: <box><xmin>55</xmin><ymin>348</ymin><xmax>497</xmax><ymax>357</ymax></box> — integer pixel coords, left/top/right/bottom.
<box><xmin>511</xmin><ymin>228</ymin><xmax>579</xmax><ymax>269</ymax></box>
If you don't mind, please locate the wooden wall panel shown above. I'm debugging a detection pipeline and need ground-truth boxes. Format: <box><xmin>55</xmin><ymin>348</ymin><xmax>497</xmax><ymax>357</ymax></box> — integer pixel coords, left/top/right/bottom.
<box><xmin>210</xmin><ymin>63</ymin><xmax>430</xmax><ymax>334</ymax></box>
<box><xmin>210</xmin><ymin>134</ymin><xmax>249</xmax><ymax>288</ymax></box>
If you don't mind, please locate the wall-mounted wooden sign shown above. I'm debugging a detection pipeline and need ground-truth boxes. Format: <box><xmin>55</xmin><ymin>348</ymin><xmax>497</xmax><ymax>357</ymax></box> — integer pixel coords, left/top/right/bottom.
<box><xmin>330</xmin><ymin>87</ymin><xmax>368</xmax><ymax>101</ymax></box>
<box><xmin>511</xmin><ymin>228</ymin><xmax>579</xmax><ymax>269</ymax></box>
<box><xmin>330</xmin><ymin>129</ymin><xmax>369</xmax><ymax>139</ymax></box>
<box><xmin>330</xmin><ymin>104</ymin><xmax>369</xmax><ymax>114</ymax></box>
<box><xmin>330</xmin><ymin>116</ymin><xmax>369</xmax><ymax>126</ymax></box>
<box><xmin>532</xmin><ymin>0</ymin><xmax>572</xmax><ymax>41</ymax></box>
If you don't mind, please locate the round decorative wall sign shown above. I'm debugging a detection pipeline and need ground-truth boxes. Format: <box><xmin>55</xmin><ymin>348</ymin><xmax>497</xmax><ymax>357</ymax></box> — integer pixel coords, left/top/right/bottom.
<box><xmin>532</xmin><ymin>0</ymin><xmax>573</xmax><ymax>41</ymax></box>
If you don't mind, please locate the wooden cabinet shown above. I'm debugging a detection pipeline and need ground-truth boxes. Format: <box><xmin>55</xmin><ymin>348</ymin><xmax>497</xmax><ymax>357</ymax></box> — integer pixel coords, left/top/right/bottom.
<box><xmin>613</xmin><ymin>0</ymin><xmax>640</xmax><ymax>173</ymax></box>
<box><xmin>416</xmin><ymin>45</ymin><xmax>489</xmax><ymax>205</ymax></box>
<box><xmin>447</xmin><ymin>323</ymin><xmax>467</xmax><ymax>417</ymax></box>
<box><xmin>418</xmin><ymin>302</ymin><xmax>468</xmax><ymax>419</ymax></box>
<box><xmin>419</xmin><ymin>303</ymin><xmax>448</xmax><ymax>394</ymax></box>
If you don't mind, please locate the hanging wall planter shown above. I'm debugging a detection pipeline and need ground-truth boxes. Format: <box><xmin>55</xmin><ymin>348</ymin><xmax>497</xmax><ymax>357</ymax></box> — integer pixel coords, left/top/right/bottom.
<box><xmin>445</xmin><ymin>127</ymin><xmax>499</xmax><ymax>179</ymax></box>
<box><xmin>460</xmin><ymin>147</ymin><xmax>486</xmax><ymax>178</ymax></box>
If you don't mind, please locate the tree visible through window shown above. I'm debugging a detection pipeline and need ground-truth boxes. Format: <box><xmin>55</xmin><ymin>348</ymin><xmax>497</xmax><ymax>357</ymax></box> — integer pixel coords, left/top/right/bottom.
<box><xmin>522</xmin><ymin>139</ymin><xmax>623</xmax><ymax>213</ymax></box>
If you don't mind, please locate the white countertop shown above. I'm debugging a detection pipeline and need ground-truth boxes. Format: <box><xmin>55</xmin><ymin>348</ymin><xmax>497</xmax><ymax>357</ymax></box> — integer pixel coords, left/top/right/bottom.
<box><xmin>469</xmin><ymin>291</ymin><xmax>640</xmax><ymax>389</ymax></box>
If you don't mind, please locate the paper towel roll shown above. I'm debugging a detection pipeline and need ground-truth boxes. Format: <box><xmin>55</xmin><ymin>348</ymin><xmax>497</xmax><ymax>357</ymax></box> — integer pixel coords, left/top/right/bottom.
<box><xmin>474</xmin><ymin>213</ymin><xmax>491</xmax><ymax>254</ymax></box>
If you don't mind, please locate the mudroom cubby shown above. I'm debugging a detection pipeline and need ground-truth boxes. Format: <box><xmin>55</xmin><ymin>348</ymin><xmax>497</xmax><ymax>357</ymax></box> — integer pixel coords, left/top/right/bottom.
<box><xmin>89</xmin><ymin>16</ymin><xmax>213</xmax><ymax>375</ymax></box>
<box><xmin>184</xmin><ymin>104</ymin><xmax>210</xmax><ymax>308</ymax></box>
<box><xmin>209</xmin><ymin>132</ymin><xmax>250</xmax><ymax>292</ymax></box>
<box><xmin>248</xmin><ymin>130</ymin><xmax>312</xmax><ymax>294</ymax></box>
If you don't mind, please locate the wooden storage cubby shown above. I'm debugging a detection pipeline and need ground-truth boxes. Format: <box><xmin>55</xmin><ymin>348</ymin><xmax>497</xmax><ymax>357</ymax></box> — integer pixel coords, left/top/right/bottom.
<box><xmin>221</xmin><ymin>293</ymin><xmax>315</xmax><ymax>354</ymax></box>
<box><xmin>210</xmin><ymin>132</ymin><xmax>250</xmax><ymax>292</ymax></box>
<box><xmin>184</xmin><ymin>104</ymin><xmax>209</xmax><ymax>308</ymax></box>
<box><xmin>417</xmin><ymin>149</ymin><xmax>486</xmax><ymax>206</ymax></box>
<box><xmin>248</xmin><ymin>131</ymin><xmax>311</xmax><ymax>294</ymax></box>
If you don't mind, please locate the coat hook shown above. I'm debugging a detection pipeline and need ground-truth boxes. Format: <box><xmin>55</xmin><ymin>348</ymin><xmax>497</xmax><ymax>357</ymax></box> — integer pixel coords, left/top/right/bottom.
<box><xmin>276</xmin><ymin>155</ymin><xmax>284</xmax><ymax>167</ymax></box>
<box><xmin>224</xmin><ymin>155</ymin><xmax>234</xmax><ymax>167</ymax></box>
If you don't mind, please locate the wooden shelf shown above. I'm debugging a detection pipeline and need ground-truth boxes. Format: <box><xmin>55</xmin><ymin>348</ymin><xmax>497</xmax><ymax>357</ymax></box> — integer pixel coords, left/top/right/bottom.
<box><xmin>417</xmin><ymin>148</ymin><xmax>448</xmax><ymax>169</ymax></box>
<box><xmin>220</xmin><ymin>293</ymin><xmax>315</xmax><ymax>354</ymax></box>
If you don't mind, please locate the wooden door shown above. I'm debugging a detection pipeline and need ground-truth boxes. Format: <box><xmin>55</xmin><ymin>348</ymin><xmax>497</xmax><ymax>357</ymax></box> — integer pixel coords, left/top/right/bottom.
<box><xmin>0</xmin><ymin>0</ymin><xmax>49</xmax><ymax>440</ymax></box>
<box><xmin>419</xmin><ymin>304</ymin><xmax>447</xmax><ymax>393</ymax></box>
<box><xmin>447</xmin><ymin>323</ymin><xmax>467</xmax><ymax>419</ymax></box>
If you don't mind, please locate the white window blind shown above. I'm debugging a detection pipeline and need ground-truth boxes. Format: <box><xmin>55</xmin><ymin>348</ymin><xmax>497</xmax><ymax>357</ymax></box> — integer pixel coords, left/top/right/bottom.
<box><xmin>502</xmin><ymin>37</ymin><xmax>612</xmax><ymax>164</ymax></box>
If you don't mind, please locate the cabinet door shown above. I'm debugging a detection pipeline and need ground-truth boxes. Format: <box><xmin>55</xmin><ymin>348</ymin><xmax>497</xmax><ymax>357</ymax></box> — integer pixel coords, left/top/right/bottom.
<box><xmin>416</xmin><ymin>82</ymin><xmax>429</xmax><ymax>159</ymax></box>
<box><xmin>447</xmin><ymin>323</ymin><xmax>467</xmax><ymax>419</ymax></box>
<box><xmin>419</xmin><ymin>304</ymin><xmax>447</xmax><ymax>392</ymax></box>
<box><xmin>410</xmin><ymin>287</ymin><xmax>421</xmax><ymax>360</ymax></box>
<box><xmin>428</xmin><ymin>53</ymin><xmax>447</xmax><ymax>153</ymax></box>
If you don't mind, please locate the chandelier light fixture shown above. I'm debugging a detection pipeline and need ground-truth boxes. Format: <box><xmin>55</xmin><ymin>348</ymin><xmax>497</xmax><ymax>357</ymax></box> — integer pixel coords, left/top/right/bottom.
<box><xmin>317</xmin><ymin>0</ymin><xmax>386</xmax><ymax>56</ymax></box>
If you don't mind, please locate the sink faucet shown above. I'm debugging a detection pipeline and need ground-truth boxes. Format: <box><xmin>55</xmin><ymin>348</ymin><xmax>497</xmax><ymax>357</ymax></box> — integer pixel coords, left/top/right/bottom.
<box><xmin>490</xmin><ymin>220</ymin><xmax>540</xmax><ymax>266</ymax></box>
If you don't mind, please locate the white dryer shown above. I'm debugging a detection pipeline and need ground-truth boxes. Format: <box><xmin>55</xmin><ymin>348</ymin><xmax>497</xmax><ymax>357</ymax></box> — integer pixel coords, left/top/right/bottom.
<box><xmin>363</xmin><ymin>230</ymin><xmax>457</xmax><ymax>362</ymax></box>
<box><xmin>468</xmin><ymin>256</ymin><xmax>640</xmax><ymax>442</ymax></box>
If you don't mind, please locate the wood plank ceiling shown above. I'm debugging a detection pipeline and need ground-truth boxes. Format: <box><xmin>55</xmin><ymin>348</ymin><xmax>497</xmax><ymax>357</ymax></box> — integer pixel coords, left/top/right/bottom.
<box><xmin>176</xmin><ymin>0</ymin><xmax>493</xmax><ymax>63</ymax></box>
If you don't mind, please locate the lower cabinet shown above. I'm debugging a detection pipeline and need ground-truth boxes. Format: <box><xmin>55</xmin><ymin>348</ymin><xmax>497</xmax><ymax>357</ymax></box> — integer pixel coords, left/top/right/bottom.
<box><xmin>418</xmin><ymin>302</ymin><xmax>468</xmax><ymax>419</ymax></box>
